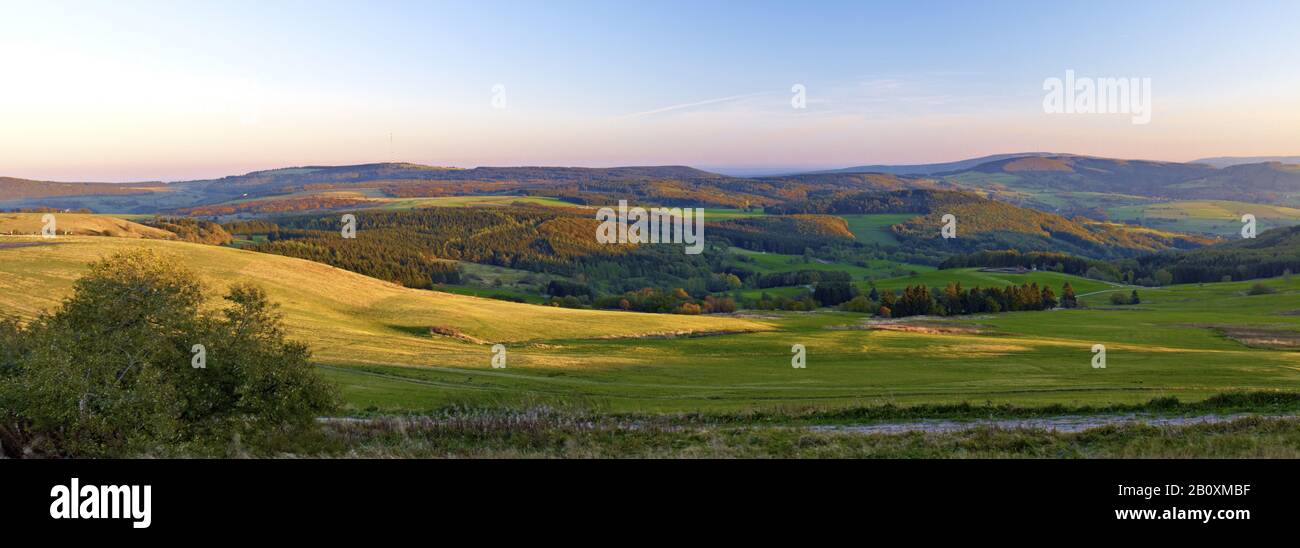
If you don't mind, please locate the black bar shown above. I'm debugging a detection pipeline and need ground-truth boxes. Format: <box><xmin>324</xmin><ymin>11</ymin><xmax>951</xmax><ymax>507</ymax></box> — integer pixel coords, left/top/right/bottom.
<box><xmin>5</xmin><ymin>459</ymin><xmax>1290</xmax><ymax>536</ymax></box>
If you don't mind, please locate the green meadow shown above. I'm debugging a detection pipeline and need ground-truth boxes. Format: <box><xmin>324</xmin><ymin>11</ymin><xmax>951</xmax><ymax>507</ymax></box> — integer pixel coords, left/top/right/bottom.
<box><xmin>865</xmin><ymin>268</ymin><xmax>1117</xmax><ymax>295</ymax></box>
<box><xmin>1106</xmin><ymin>200</ymin><xmax>1300</xmax><ymax>237</ymax></box>
<box><xmin>737</xmin><ymin>266</ymin><xmax>1118</xmax><ymax>301</ymax></box>
<box><xmin>701</xmin><ymin>207</ymin><xmax>768</xmax><ymax>220</ymax></box>
<box><xmin>837</xmin><ymin>213</ymin><xmax>915</xmax><ymax>245</ymax></box>
<box><xmin>4</xmin><ymin>235</ymin><xmax>1299</xmax><ymax>418</ymax></box>
<box><xmin>370</xmin><ymin>195</ymin><xmax>578</xmax><ymax>210</ymax></box>
<box><xmin>729</xmin><ymin>247</ymin><xmax>932</xmax><ymax>279</ymax></box>
<box><xmin>324</xmin><ymin>271</ymin><xmax>1300</xmax><ymax>414</ymax></box>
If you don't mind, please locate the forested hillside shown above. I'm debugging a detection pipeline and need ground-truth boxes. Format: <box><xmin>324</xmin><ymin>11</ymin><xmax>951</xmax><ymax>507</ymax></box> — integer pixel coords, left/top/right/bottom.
<box><xmin>1120</xmin><ymin>225</ymin><xmax>1300</xmax><ymax>283</ymax></box>
<box><xmin>769</xmin><ymin>189</ymin><xmax>1212</xmax><ymax>258</ymax></box>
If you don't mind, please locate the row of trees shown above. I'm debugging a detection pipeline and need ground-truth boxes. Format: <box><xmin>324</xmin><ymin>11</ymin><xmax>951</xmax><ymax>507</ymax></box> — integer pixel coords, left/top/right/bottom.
<box><xmin>141</xmin><ymin>217</ymin><xmax>233</xmax><ymax>245</ymax></box>
<box><xmin>832</xmin><ymin>282</ymin><xmax>1082</xmax><ymax>318</ymax></box>
<box><xmin>940</xmin><ymin>250</ymin><xmax>1116</xmax><ymax>278</ymax></box>
<box><xmin>555</xmin><ymin>287</ymin><xmax>741</xmax><ymax>314</ymax></box>
<box><xmin>754</xmin><ymin>269</ymin><xmax>851</xmax><ymax>289</ymax></box>
<box><xmin>752</xmin><ymin>281</ymin><xmax>1083</xmax><ymax>317</ymax></box>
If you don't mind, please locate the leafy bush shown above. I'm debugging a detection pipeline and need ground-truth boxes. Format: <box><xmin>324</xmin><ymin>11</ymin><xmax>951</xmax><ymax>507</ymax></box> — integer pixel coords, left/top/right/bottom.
<box><xmin>0</xmin><ymin>249</ymin><xmax>338</xmax><ymax>457</ymax></box>
<box><xmin>838</xmin><ymin>295</ymin><xmax>877</xmax><ymax>314</ymax></box>
<box><xmin>1248</xmin><ymin>283</ymin><xmax>1277</xmax><ymax>295</ymax></box>
<box><xmin>1108</xmin><ymin>291</ymin><xmax>1140</xmax><ymax>305</ymax></box>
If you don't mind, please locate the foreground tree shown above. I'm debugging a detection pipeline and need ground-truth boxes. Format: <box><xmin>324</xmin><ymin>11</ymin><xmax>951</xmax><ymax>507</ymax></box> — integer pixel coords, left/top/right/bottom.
<box><xmin>0</xmin><ymin>249</ymin><xmax>337</xmax><ymax>457</ymax></box>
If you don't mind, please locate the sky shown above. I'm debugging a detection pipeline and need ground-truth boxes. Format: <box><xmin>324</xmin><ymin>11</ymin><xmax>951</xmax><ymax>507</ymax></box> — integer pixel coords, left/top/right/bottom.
<box><xmin>1</xmin><ymin>0</ymin><xmax>1298</xmax><ymax>181</ymax></box>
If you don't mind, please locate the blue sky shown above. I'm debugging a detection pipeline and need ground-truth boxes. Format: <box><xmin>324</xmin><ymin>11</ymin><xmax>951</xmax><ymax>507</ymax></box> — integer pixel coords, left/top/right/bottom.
<box><xmin>2</xmin><ymin>0</ymin><xmax>1298</xmax><ymax>180</ymax></box>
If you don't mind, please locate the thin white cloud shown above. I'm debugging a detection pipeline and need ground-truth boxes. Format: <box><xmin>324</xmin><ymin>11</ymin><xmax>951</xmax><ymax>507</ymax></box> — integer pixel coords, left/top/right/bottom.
<box><xmin>617</xmin><ymin>91</ymin><xmax>773</xmax><ymax>119</ymax></box>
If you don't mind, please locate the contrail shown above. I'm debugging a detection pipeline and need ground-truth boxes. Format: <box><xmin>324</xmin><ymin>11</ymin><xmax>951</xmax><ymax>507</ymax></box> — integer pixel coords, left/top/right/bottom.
<box><xmin>617</xmin><ymin>91</ymin><xmax>770</xmax><ymax>119</ymax></box>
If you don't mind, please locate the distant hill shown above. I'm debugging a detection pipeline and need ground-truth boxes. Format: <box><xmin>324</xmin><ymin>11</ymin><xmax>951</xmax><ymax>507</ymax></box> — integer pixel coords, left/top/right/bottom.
<box><xmin>10</xmin><ymin>156</ymin><xmax>1300</xmax><ymax>219</ymax></box>
<box><xmin>950</xmin><ymin>154</ymin><xmax>1219</xmax><ymax>191</ymax></box>
<box><xmin>1192</xmin><ymin>156</ymin><xmax>1300</xmax><ymax>168</ymax></box>
<box><xmin>1174</xmin><ymin>162</ymin><xmax>1300</xmax><ymax>203</ymax></box>
<box><xmin>806</xmin><ymin>153</ymin><xmax>1056</xmax><ymax>175</ymax></box>
<box><xmin>13</xmin><ymin>163</ymin><xmax>772</xmax><ymax>211</ymax></box>
<box><xmin>768</xmin><ymin>189</ymin><xmax>1213</xmax><ymax>258</ymax></box>
<box><xmin>928</xmin><ymin>155</ymin><xmax>1300</xmax><ymax>215</ymax></box>
<box><xmin>0</xmin><ymin>176</ymin><xmax>164</xmax><ymax>201</ymax></box>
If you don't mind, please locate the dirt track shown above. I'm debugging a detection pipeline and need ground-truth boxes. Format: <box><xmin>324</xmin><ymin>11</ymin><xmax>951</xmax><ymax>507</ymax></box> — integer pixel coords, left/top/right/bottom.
<box><xmin>806</xmin><ymin>413</ymin><xmax>1295</xmax><ymax>434</ymax></box>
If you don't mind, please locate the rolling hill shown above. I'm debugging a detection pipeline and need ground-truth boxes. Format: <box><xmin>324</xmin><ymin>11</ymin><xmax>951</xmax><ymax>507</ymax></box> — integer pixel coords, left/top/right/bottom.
<box><xmin>936</xmin><ymin>155</ymin><xmax>1300</xmax><ymax>214</ymax></box>
<box><xmin>1106</xmin><ymin>200</ymin><xmax>1300</xmax><ymax>237</ymax></box>
<box><xmin>9</xmin><ymin>156</ymin><xmax>1300</xmax><ymax>230</ymax></box>
<box><xmin>767</xmin><ymin>189</ymin><xmax>1213</xmax><ymax>258</ymax></box>
<box><xmin>1126</xmin><ymin>224</ymin><xmax>1300</xmax><ymax>283</ymax></box>
<box><xmin>795</xmin><ymin>154</ymin><xmax>1300</xmax><ymax>216</ymax></box>
<box><xmin>0</xmin><ymin>236</ymin><xmax>771</xmax><ymax>371</ymax></box>
<box><xmin>4</xmin><ymin>234</ymin><xmax>1300</xmax><ymax>415</ymax></box>
<box><xmin>809</xmin><ymin>152</ymin><xmax>1056</xmax><ymax>175</ymax></box>
<box><xmin>1192</xmin><ymin>155</ymin><xmax>1300</xmax><ymax>168</ymax></box>
<box><xmin>0</xmin><ymin>176</ymin><xmax>165</xmax><ymax>201</ymax></box>
<box><xmin>939</xmin><ymin>154</ymin><xmax>1218</xmax><ymax>195</ymax></box>
<box><xmin>0</xmin><ymin>213</ymin><xmax>174</xmax><ymax>239</ymax></box>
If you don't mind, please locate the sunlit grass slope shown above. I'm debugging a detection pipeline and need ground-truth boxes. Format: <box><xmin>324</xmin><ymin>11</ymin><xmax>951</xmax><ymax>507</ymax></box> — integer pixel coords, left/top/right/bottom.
<box><xmin>329</xmin><ymin>272</ymin><xmax>1300</xmax><ymax>412</ymax></box>
<box><xmin>4</xmin><ymin>236</ymin><xmax>1299</xmax><ymax>414</ymax></box>
<box><xmin>0</xmin><ymin>236</ymin><xmax>770</xmax><ymax>368</ymax></box>
<box><xmin>0</xmin><ymin>213</ymin><xmax>173</xmax><ymax>239</ymax></box>
<box><xmin>1106</xmin><ymin>200</ymin><xmax>1300</xmax><ymax>236</ymax></box>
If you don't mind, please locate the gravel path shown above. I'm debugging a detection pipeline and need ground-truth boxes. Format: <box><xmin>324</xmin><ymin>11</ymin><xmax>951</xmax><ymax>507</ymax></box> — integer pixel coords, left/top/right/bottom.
<box><xmin>805</xmin><ymin>413</ymin><xmax>1294</xmax><ymax>434</ymax></box>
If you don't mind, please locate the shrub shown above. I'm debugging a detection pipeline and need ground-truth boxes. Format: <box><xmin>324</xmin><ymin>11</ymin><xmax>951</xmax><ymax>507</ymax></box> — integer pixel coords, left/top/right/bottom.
<box><xmin>1248</xmin><ymin>283</ymin><xmax>1277</xmax><ymax>295</ymax></box>
<box><xmin>0</xmin><ymin>249</ymin><xmax>338</xmax><ymax>457</ymax></box>
<box><xmin>430</xmin><ymin>325</ymin><xmax>464</xmax><ymax>337</ymax></box>
<box><xmin>838</xmin><ymin>295</ymin><xmax>877</xmax><ymax>314</ymax></box>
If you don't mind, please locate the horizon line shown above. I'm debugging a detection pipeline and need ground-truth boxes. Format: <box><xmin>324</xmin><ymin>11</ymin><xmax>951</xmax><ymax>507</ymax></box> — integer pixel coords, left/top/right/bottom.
<box><xmin>8</xmin><ymin>152</ymin><xmax>1300</xmax><ymax>184</ymax></box>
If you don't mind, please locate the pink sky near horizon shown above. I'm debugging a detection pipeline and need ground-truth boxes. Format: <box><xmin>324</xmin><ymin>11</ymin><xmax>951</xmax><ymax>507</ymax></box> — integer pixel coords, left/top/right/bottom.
<box><xmin>4</xmin><ymin>2</ymin><xmax>1299</xmax><ymax>183</ymax></box>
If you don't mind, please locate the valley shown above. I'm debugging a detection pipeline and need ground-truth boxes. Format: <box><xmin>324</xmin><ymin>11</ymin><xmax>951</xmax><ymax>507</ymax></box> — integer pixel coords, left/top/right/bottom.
<box><xmin>4</xmin><ymin>153</ymin><xmax>1300</xmax><ymax>457</ymax></box>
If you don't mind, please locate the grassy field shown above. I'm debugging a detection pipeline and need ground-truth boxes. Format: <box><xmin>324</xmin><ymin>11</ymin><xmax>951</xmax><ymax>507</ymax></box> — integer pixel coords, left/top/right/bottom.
<box><xmin>369</xmin><ymin>195</ymin><xmax>578</xmax><ymax>210</ymax></box>
<box><xmin>189</xmin><ymin>191</ymin><xmax>581</xmax><ymax>220</ymax></box>
<box><xmin>866</xmin><ymin>268</ymin><xmax>1118</xmax><ymax>295</ymax></box>
<box><xmin>319</xmin><ymin>271</ymin><xmax>1300</xmax><ymax>414</ymax></box>
<box><xmin>0</xmin><ymin>212</ymin><xmax>172</xmax><ymax>239</ymax></box>
<box><xmin>0</xmin><ymin>235</ymin><xmax>768</xmax><ymax>363</ymax></box>
<box><xmin>4</xmin><ymin>236</ymin><xmax>1300</xmax><ymax>417</ymax></box>
<box><xmin>702</xmin><ymin>207</ymin><xmax>767</xmax><ymax>220</ymax></box>
<box><xmin>729</xmin><ymin>247</ymin><xmax>932</xmax><ymax>279</ymax></box>
<box><xmin>837</xmin><ymin>213</ymin><xmax>915</xmax><ymax>245</ymax></box>
<box><xmin>1106</xmin><ymin>200</ymin><xmax>1300</xmax><ymax>236</ymax></box>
